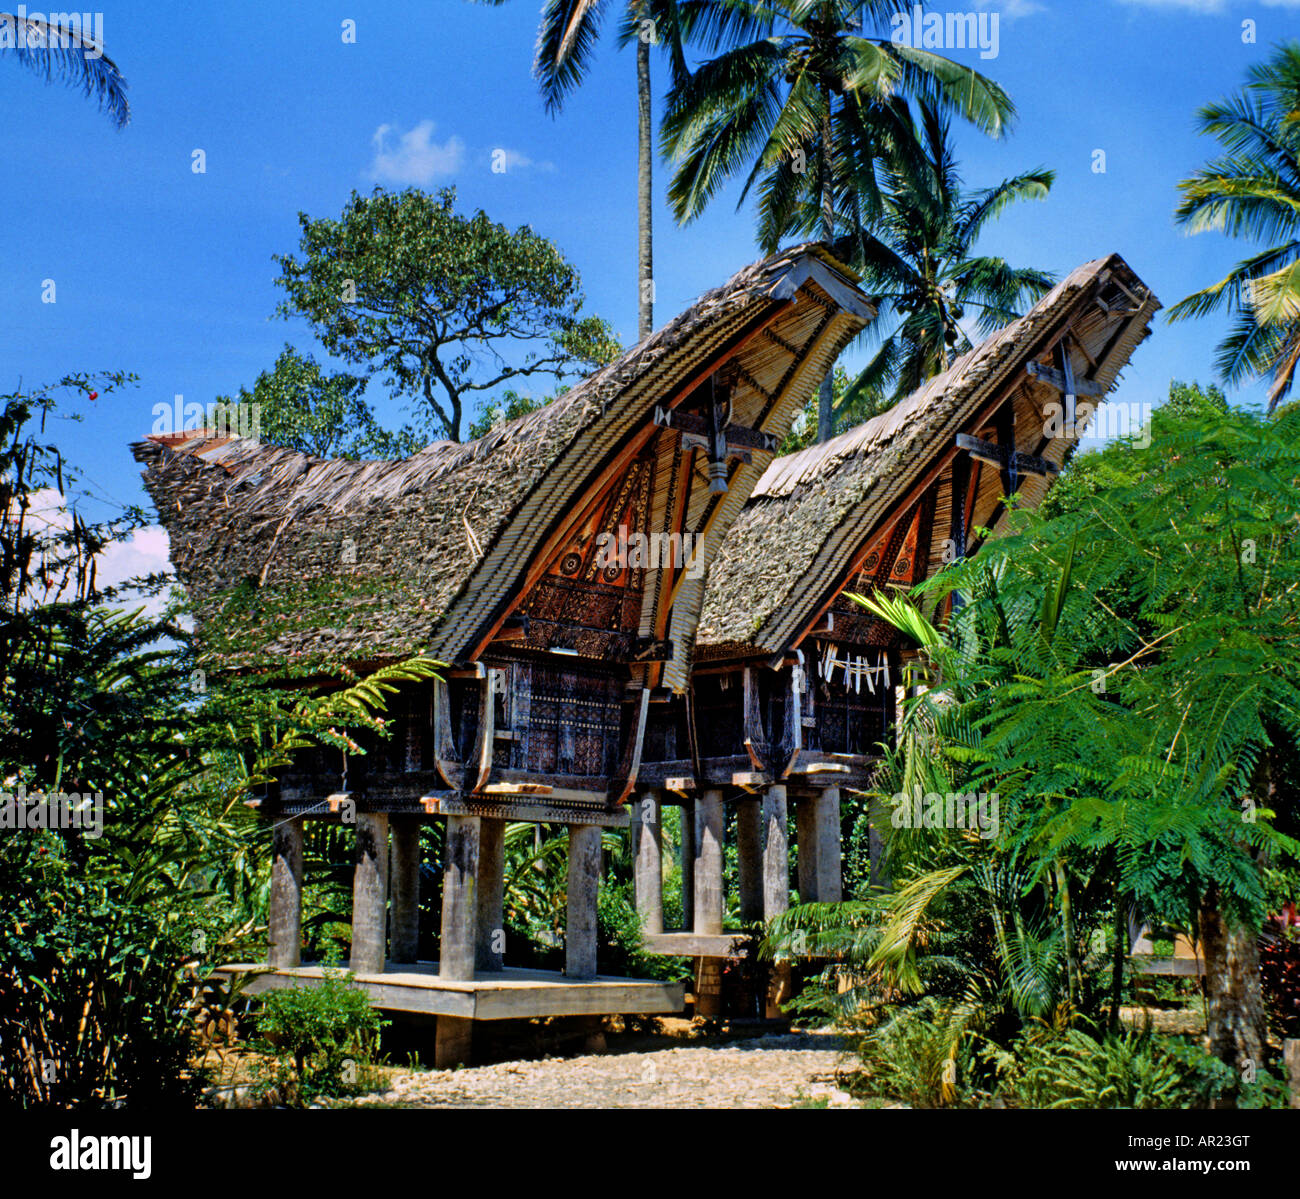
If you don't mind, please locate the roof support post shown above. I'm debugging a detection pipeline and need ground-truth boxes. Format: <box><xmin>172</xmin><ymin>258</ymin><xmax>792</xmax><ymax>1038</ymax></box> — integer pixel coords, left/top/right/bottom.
<box><xmin>693</xmin><ymin>789</ymin><xmax>725</xmax><ymax>937</ymax></box>
<box><xmin>439</xmin><ymin>814</ymin><xmax>479</xmax><ymax>981</ymax></box>
<box><xmin>476</xmin><ymin>816</ymin><xmax>506</xmax><ymax>972</ymax></box>
<box><xmin>350</xmin><ymin>813</ymin><xmax>389</xmax><ymax>975</ymax></box>
<box><xmin>268</xmin><ymin>816</ymin><xmax>303</xmax><ymax>969</ymax></box>
<box><xmin>633</xmin><ymin>791</ymin><xmax>664</xmax><ymax>936</ymax></box>
<box><xmin>794</xmin><ymin>786</ymin><xmax>845</xmax><ymax>902</ymax></box>
<box><xmin>815</xmin><ymin>788</ymin><xmax>842</xmax><ymax>904</ymax></box>
<box><xmin>566</xmin><ymin>823</ymin><xmax>603</xmax><ymax>980</ymax></box>
<box><xmin>762</xmin><ymin>784</ymin><xmax>790</xmax><ymax>922</ymax></box>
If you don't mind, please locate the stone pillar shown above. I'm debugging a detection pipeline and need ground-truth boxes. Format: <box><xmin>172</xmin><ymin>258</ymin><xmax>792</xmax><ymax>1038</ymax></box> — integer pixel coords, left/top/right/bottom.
<box><xmin>349</xmin><ymin>812</ymin><xmax>389</xmax><ymax>975</ymax></box>
<box><xmin>633</xmin><ymin>791</ymin><xmax>664</xmax><ymax>935</ymax></box>
<box><xmin>815</xmin><ymin>788</ymin><xmax>842</xmax><ymax>903</ymax></box>
<box><xmin>439</xmin><ymin>814</ymin><xmax>479</xmax><ymax>981</ymax></box>
<box><xmin>762</xmin><ymin>785</ymin><xmax>789</xmax><ymax>921</ymax></box>
<box><xmin>268</xmin><ymin>817</ymin><xmax>304</xmax><ymax>968</ymax></box>
<box><xmin>566</xmin><ymin>824</ymin><xmax>602</xmax><ymax>980</ymax></box>
<box><xmin>737</xmin><ymin>796</ymin><xmax>763</xmax><ymax>923</ymax></box>
<box><xmin>476</xmin><ymin>817</ymin><xmax>506</xmax><ymax>972</ymax></box>
<box><xmin>693</xmin><ymin>789</ymin><xmax>725</xmax><ymax>937</ymax></box>
<box><xmin>679</xmin><ymin>798</ymin><xmax>695</xmax><ymax>932</ymax></box>
<box><xmin>389</xmin><ymin>816</ymin><xmax>421</xmax><ymax>965</ymax></box>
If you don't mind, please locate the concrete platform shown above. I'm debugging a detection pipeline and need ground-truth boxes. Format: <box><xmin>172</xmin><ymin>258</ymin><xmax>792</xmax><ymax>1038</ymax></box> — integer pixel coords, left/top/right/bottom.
<box><xmin>215</xmin><ymin>961</ymin><xmax>685</xmax><ymax>1020</ymax></box>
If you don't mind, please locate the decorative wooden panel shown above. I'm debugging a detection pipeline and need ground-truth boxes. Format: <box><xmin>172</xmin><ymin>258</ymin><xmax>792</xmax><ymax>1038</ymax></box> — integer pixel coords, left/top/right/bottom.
<box><xmin>514</xmin><ymin>454</ymin><xmax>656</xmax><ymax>659</ymax></box>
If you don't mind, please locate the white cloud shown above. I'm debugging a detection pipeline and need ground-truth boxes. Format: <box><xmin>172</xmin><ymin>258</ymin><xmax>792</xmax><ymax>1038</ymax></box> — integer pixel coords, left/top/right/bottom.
<box><xmin>367</xmin><ymin>121</ymin><xmax>466</xmax><ymax>186</ymax></box>
<box><xmin>491</xmin><ymin>147</ymin><xmax>556</xmax><ymax>173</ymax></box>
<box><xmin>14</xmin><ymin>490</ymin><xmax>174</xmax><ymax>615</ymax></box>
<box><xmin>97</xmin><ymin>525</ymin><xmax>172</xmax><ymax>591</ymax></box>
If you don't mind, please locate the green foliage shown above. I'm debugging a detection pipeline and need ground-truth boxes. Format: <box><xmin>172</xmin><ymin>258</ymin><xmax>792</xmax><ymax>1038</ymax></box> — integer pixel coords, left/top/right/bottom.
<box><xmin>987</xmin><ymin>1024</ymin><xmax>1290</xmax><ymax>1110</ymax></box>
<box><xmin>0</xmin><ymin>381</ymin><xmax>437</xmax><ymax>1107</ymax></box>
<box><xmin>218</xmin><ymin>345</ymin><xmax>424</xmax><ymax>459</ymax></box>
<box><xmin>661</xmin><ymin>2</ymin><xmax>1014</xmax><ymax>240</ymax></box>
<box><xmin>832</xmin><ymin>101</ymin><xmax>1054</xmax><ymax>411</ymax></box>
<box><xmin>1170</xmin><ymin>40</ymin><xmax>1300</xmax><ymax>410</ymax></box>
<box><xmin>0</xmin><ymin>11</ymin><xmax>130</xmax><ymax>127</ymax></box>
<box><xmin>467</xmin><ymin>386</ymin><xmax>555</xmax><ymax>441</ymax></box>
<box><xmin>273</xmin><ymin>187</ymin><xmax>619</xmax><ymax>441</ymax></box>
<box><xmin>249</xmin><ymin>958</ymin><xmax>387</xmax><ymax>1106</ymax></box>
<box><xmin>989</xmin><ymin>1024</ymin><xmax>1190</xmax><ymax>1110</ymax></box>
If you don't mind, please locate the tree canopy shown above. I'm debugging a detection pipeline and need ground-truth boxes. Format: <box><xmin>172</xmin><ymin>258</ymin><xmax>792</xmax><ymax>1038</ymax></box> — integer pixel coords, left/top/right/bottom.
<box><xmin>273</xmin><ymin>188</ymin><xmax>620</xmax><ymax>442</ymax></box>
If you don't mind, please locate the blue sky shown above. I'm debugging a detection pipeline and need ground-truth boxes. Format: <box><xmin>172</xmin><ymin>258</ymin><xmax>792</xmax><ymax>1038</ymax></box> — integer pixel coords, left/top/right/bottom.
<box><xmin>4</xmin><ymin>0</ymin><xmax>1298</xmax><ymax>550</ymax></box>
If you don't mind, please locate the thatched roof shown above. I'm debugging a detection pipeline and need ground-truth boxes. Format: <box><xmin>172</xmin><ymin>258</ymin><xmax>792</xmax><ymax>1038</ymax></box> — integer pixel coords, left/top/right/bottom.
<box><xmin>135</xmin><ymin>244</ymin><xmax>873</xmax><ymax>685</ymax></box>
<box><xmin>696</xmin><ymin>253</ymin><xmax>1160</xmax><ymax>659</ymax></box>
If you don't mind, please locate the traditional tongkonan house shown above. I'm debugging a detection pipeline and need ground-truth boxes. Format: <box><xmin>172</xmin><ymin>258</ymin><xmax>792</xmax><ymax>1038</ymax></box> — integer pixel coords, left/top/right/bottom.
<box><xmin>133</xmin><ymin>245</ymin><xmax>876</xmax><ymax>1064</ymax></box>
<box><xmin>633</xmin><ymin>255</ymin><xmax>1159</xmax><ymax>1011</ymax></box>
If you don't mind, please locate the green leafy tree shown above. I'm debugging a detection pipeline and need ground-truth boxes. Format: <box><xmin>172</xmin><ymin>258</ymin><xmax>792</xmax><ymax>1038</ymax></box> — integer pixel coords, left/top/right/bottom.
<box><xmin>218</xmin><ymin>346</ymin><xmax>425</xmax><ymax>459</ymax></box>
<box><xmin>467</xmin><ymin>387</ymin><xmax>556</xmax><ymax>440</ymax></box>
<box><xmin>0</xmin><ymin>10</ymin><xmax>128</xmax><ymax>125</ymax></box>
<box><xmin>662</xmin><ymin>0</ymin><xmax>1015</xmax><ymax>442</ymax></box>
<box><xmin>0</xmin><ymin>378</ymin><xmax>441</xmax><ymax>1107</ymax></box>
<box><xmin>273</xmin><ymin>188</ymin><xmax>620</xmax><ymax>442</ymax></box>
<box><xmin>861</xmin><ymin>399</ymin><xmax>1300</xmax><ymax>1081</ymax></box>
<box><xmin>1170</xmin><ymin>41</ymin><xmax>1300</xmax><ymax>411</ymax></box>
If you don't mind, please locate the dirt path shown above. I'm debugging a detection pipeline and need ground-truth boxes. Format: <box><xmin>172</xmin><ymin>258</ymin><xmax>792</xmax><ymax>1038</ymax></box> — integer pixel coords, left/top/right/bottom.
<box><xmin>351</xmin><ymin>1031</ymin><xmax>857</xmax><ymax>1109</ymax></box>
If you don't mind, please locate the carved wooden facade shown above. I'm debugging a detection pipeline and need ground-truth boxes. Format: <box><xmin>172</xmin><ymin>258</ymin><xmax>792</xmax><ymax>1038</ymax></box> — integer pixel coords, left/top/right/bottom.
<box><xmin>630</xmin><ymin>256</ymin><xmax>1161</xmax><ymax>1006</ymax></box>
<box><xmin>135</xmin><ymin>244</ymin><xmax>875</xmax><ymax>1060</ymax></box>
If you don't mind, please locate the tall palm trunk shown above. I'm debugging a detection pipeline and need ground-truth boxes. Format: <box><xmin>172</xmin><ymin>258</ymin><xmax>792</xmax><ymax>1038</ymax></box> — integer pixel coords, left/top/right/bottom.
<box><xmin>816</xmin><ymin>86</ymin><xmax>835</xmax><ymax>443</ymax></box>
<box><xmin>637</xmin><ymin>32</ymin><xmax>654</xmax><ymax>341</ymax></box>
<box><xmin>1199</xmin><ymin>894</ymin><xmax>1266</xmax><ymax>1093</ymax></box>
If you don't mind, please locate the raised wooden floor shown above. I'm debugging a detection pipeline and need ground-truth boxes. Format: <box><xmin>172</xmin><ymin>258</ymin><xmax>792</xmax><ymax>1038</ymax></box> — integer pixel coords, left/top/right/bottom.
<box><xmin>643</xmin><ymin>932</ymin><xmax>756</xmax><ymax>959</ymax></box>
<box><xmin>215</xmin><ymin>961</ymin><xmax>685</xmax><ymax>1020</ymax></box>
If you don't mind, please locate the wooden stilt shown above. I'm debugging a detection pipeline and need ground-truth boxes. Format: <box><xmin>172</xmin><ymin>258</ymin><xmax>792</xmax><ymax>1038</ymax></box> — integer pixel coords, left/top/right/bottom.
<box><xmin>566</xmin><ymin>823</ymin><xmax>602</xmax><ymax>980</ymax></box>
<box><xmin>476</xmin><ymin>817</ymin><xmax>506</xmax><ymax>972</ymax></box>
<box><xmin>633</xmin><ymin>791</ymin><xmax>664</xmax><ymax>935</ymax></box>
<box><xmin>762</xmin><ymin>785</ymin><xmax>789</xmax><ymax>921</ymax></box>
<box><xmin>389</xmin><ymin>816</ymin><xmax>421</xmax><ymax>965</ymax></box>
<box><xmin>439</xmin><ymin>815</ymin><xmax>480</xmax><ymax>982</ymax></box>
<box><xmin>693</xmin><ymin>789</ymin><xmax>725</xmax><ymax>937</ymax></box>
<box><xmin>737</xmin><ymin>795</ymin><xmax>763</xmax><ymax>923</ymax></box>
<box><xmin>350</xmin><ymin>813</ymin><xmax>389</xmax><ymax>975</ymax></box>
<box><xmin>268</xmin><ymin>817</ymin><xmax>303</xmax><ymax>968</ymax></box>
<box><xmin>816</xmin><ymin>787</ymin><xmax>842</xmax><ymax>903</ymax></box>
<box><xmin>435</xmin><ymin>1015</ymin><xmax>474</xmax><ymax>1070</ymax></box>
<box><xmin>762</xmin><ymin>786</ymin><xmax>791</xmax><ymax>1018</ymax></box>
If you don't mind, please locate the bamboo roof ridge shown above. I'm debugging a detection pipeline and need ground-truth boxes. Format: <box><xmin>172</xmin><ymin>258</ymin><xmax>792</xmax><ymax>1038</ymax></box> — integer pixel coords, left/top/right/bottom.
<box><xmin>134</xmin><ymin>244</ymin><xmax>874</xmax><ymax>678</ymax></box>
<box><xmin>696</xmin><ymin>253</ymin><xmax>1161</xmax><ymax>659</ymax></box>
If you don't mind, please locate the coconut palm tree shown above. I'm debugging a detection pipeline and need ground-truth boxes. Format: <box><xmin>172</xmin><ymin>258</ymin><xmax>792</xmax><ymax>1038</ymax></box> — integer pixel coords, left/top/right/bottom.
<box><xmin>828</xmin><ymin>101</ymin><xmax>1055</xmax><ymax>419</ymax></box>
<box><xmin>477</xmin><ymin>1</ymin><xmax>693</xmax><ymax>340</ymax></box>
<box><xmin>662</xmin><ymin>0</ymin><xmax>1015</xmax><ymax>441</ymax></box>
<box><xmin>1</xmin><ymin>10</ymin><xmax>128</xmax><ymax>126</ymax></box>
<box><xmin>1169</xmin><ymin>41</ymin><xmax>1300</xmax><ymax>412</ymax></box>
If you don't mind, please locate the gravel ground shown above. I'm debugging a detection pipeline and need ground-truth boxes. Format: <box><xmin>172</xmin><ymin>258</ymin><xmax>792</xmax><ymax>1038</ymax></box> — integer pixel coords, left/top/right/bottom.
<box><xmin>350</xmin><ymin>1031</ymin><xmax>858</xmax><ymax>1109</ymax></box>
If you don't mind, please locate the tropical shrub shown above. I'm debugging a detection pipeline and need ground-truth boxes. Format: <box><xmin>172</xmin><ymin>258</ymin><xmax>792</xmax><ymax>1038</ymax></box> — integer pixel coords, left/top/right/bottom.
<box><xmin>249</xmin><ymin>963</ymin><xmax>387</xmax><ymax>1105</ymax></box>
